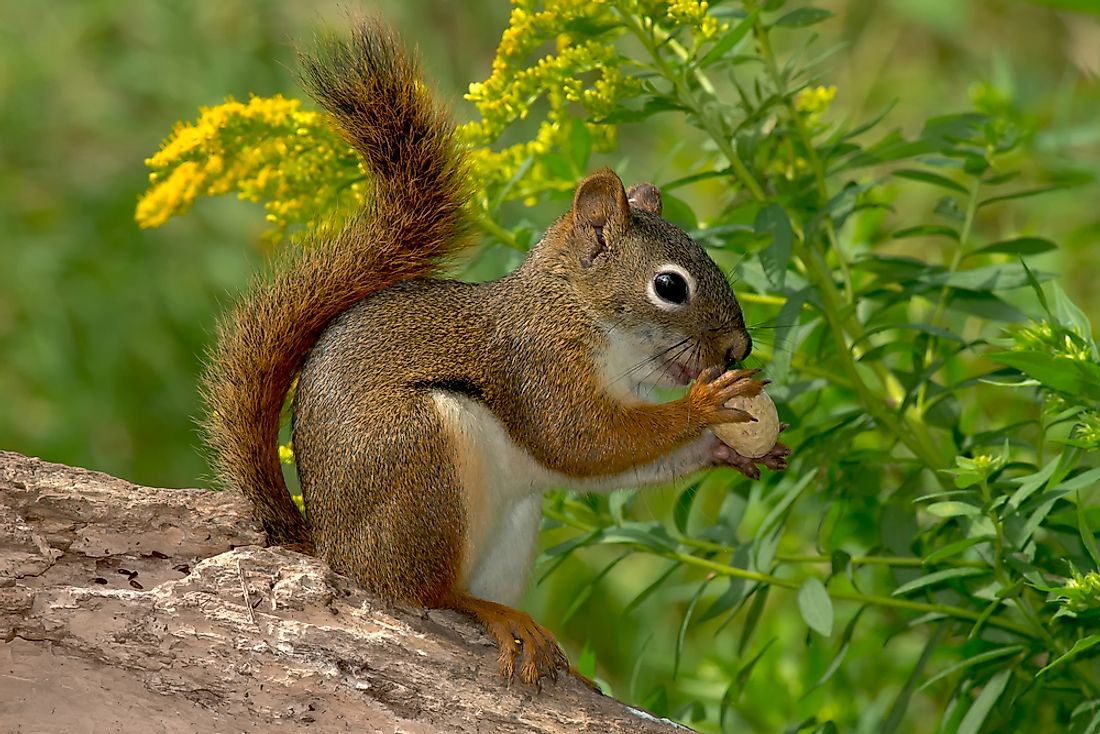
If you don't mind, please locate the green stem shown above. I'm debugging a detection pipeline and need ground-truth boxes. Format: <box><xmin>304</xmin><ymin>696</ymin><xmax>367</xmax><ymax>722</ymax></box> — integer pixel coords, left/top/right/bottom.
<box><xmin>916</xmin><ymin>179</ymin><xmax>980</xmax><ymax>413</ymax></box>
<box><xmin>746</xmin><ymin>9</ymin><xmax>949</xmax><ymax>473</ymax></box>
<box><xmin>543</xmin><ymin>507</ymin><xmax>1033</xmax><ymax>637</ymax></box>
<box><xmin>478</xmin><ymin>213</ymin><xmax>523</xmax><ymax>251</ymax></box>
<box><xmin>775</xmin><ymin>553</ymin><xmax>984</xmax><ymax>569</ymax></box>
<box><xmin>559</xmin><ymin>499</ymin><xmax>982</xmax><ymax>569</ymax></box>
<box><xmin>618</xmin><ymin>10</ymin><xmax>767</xmax><ymax>203</ymax></box>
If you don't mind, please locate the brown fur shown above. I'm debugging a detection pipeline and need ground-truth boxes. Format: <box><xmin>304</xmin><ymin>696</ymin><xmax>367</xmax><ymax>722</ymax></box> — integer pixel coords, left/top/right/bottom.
<box><xmin>200</xmin><ymin>19</ymin><xmax>470</xmax><ymax>551</ymax></box>
<box><xmin>204</xmin><ymin>19</ymin><xmax>771</xmax><ymax>686</ymax></box>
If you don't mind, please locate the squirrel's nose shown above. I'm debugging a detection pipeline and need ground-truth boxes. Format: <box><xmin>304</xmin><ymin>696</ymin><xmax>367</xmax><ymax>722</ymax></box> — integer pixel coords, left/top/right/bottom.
<box><xmin>725</xmin><ymin>334</ymin><xmax>752</xmax><ymax>366</ymax></box>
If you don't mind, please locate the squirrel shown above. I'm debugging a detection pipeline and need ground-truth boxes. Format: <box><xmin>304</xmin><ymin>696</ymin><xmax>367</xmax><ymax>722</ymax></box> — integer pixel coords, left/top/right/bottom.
<box><xmin>201</xmin><ymin>19</ymin><xmax>790</xmax><ymax>687</ymax></box>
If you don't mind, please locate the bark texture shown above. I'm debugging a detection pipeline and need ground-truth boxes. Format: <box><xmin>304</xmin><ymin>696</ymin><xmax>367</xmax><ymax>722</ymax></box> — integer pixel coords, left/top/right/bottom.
<box><xmin>0</xmin><ymin>451</ymin><xmax>691</xmax><ymax>733</ymax></box>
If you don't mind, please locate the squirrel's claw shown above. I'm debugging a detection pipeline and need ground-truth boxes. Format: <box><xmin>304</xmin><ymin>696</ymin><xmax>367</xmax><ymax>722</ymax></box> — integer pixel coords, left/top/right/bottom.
<box><xmin>689</xmin><ymin>368</ymin><xmax>768</xmax><ymax>425</ymax></box>
<box><xmin>451</xmin><ymin>594</ymin><xmax>568</xmax><ymax>688</ymax></box>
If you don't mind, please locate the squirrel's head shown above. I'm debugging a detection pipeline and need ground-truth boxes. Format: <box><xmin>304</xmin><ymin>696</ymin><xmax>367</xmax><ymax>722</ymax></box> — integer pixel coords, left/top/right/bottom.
<box><xmin>546</xmin><ymin>168</ymin><xmax>752</xmax><ymax>391</ymax></box>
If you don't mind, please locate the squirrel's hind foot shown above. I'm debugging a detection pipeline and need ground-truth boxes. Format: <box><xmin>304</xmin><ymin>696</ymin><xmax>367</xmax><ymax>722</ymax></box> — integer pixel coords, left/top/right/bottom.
<box><xmin>445</xmin><ymin>592</ymin><xmax>569</xmax><ymax>688</ymax></box>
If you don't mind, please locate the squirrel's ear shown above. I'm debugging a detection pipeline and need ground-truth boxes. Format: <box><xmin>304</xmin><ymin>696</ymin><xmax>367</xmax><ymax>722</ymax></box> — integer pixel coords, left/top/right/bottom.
<box><xmin>572</xmin><ymin>168</ymin><xmax>630</xmax><ymax>268</ymax></box>
<box><xmin>626</xmin><ymin>182</ymin><xmax>662</xmax><ymax>216</ymax></box>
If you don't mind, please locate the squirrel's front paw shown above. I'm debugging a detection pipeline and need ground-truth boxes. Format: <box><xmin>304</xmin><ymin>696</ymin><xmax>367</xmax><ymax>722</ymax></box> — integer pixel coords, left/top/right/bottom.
<box><xmin>688</xmin><ymin>367</ymin><xmax>768</xmax><ymax>425</ymax></box>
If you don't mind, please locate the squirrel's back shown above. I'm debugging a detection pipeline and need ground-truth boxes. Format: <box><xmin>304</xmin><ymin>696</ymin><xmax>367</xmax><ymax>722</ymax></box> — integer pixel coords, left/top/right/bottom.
<box><xmin>200</xmin><ymin>19</ymin><xmax>471</xmax><ymax>549</ymax></box>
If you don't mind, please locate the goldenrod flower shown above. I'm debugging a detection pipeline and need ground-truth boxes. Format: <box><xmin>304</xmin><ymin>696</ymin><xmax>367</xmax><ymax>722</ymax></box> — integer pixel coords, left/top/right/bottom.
<box><xmin>136</xmin><ymin>94</ymin><xmax>362</xmax><ymax>233</ymax></box>
<box><xmin>137</xmin><ymin>0</ymin><xmax>734</xmax><ymax>236</ymax></box>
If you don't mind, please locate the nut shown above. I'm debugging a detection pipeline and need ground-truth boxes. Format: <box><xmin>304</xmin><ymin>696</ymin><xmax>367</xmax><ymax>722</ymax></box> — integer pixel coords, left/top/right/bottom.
<box><xmin>712</xmin><ymin>390</ymin><xmax>780</xmax><ymax>458</ymax></box>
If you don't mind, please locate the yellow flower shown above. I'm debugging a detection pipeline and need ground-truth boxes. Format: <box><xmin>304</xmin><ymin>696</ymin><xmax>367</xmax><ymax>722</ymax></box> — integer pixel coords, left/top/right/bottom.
<box><xmin>137</xmin><ymin>94</ymin><xmax>362</xmax><ymax>234</ymax></box>
<box><xmin>667</xmin><ymin>0</ymin><xmax>719</xmax><ymax>40</ymax></box>
<box><xmin>138</xmin><ymin>0</ymin><xmax>732</xmax><ymax>237</ymax></box>
<box><xmin>795</xmin><ymin>85</ymin><xmax>838</xmax><ymax>125</ymax></box>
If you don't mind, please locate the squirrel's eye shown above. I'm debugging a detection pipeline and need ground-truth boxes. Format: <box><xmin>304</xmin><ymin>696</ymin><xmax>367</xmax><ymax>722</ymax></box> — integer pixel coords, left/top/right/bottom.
<box><xmin>653</xmin><ymin>271</ymin><xmax>689</xmax><ymax>305</ymax></box>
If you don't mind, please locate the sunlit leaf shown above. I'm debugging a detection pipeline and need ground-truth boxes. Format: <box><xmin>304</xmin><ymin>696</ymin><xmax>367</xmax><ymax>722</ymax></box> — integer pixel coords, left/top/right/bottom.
<box><xmin>700</xmin><ymin>10</ymin><xmax>759</xmax><ymax>66</ymax></box>
<box><xmin>918</xmin><ymin>645</ymin><xmax>1025</xmax><ymax>692</ymax></box>
<box><xmin>925</xmin><ymin>501</ymin><xmax>982</xmax><ymax>518</ymax></box>
<box><xmin>798</xmin><ymin>577</ymin><xmax>834</xmax><ymax>636</ymax></box>
<box><xmin>773</xmin><ymin>7</ymin><xmax>834</xmax><ymax>27</ymax></box>
<box><xmin>958</xmin><ymin>668</ymin><xmax>1013</xmax><ymax>734</ymax></box>
<box><xmin>892</xmin><ymin>567</ymin><xmax>985</xmax><ymax>596</ymax></box>
<box><xmin>756</xmin><ymin>204</ymin><xmax>794</xmax><ymax>290</ymax></box>
<box><xmin>894</xmin><ymin>168</ymin><xmax>968</xmax><ymax>194</ymax></box>
<box><xmin>967</xmin><ymin>237</ymin><xmax>1057</xmax><ymax>259</ymax></box>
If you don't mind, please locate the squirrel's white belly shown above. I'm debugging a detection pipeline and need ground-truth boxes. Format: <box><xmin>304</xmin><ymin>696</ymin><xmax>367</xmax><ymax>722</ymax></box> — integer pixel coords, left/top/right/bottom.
<box><xmin>430</xmin><ymin>391</ymin><xmax>558</xmax><ymax>606</ymax></box>
<box><xmin>430</xmin><ymin>386</ymin><xmax>716</xmax><ymax>605</ymax></box>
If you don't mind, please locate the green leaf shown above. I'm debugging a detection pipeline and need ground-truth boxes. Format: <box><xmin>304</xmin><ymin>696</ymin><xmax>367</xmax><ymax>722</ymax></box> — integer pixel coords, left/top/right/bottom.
<box><xmin>1053</xmin><ymin>281</ymin><xmax>1095</xmax><ymax>337</ymax></box>
<box><xmin>719</xmin><ymin>489</ymin><xmax>749</xmax><ymax>532</ymax></box>
<box><xmin>923</xmin><ymin>536</ymin><xmax>993</xmax><ymax>565</ymax></box>
<box><xmin>920</xmin><ymin>113</ymin><xmax>990</xmax><ymax>147</ymax></box>
<box><xmin>1008</xmin><ymin>456</ymin><xmax>1063</xmax><ymax>509</ymax></box>
<box><xmin>925</xmin><ymin>501</ymin><xmax>982</xmax><ymax>518</ymax></box>
<box><xmin>1037</xmin><ymin>635</ymin><xmax>1100</xmax><ymax>677</ymax></box>
<box><xmin>598</xmin><ymin>95</ymin><xmax>687</xmax><ymax>124</ymax></box>
<box><xmin>561</xmin><ymin>552</ymin><xmax>629</xmax><ymax>624</ymax></box>
<box><xmin>797</xmin><ymin>578</ymin><xmax>834</xmax><ymax>636</ymax></box>
<box><xmin>701</xmin><ymin>547</ymin><xmax>752</xmax><ymax>627</ymax></box>
<box><xmin>892</xmin><ymin>224</ymin><xmax>960</xmax><ymax>241</ymax></box>
<box><xmin>661</xmin><ymin>192</ymin><xmax>698</xmax><ymax>230</ymax></box>
<box><xmin>773</xmin><ymin>7</ymin><xmax>834</xmax><ymax>27</ymax></box>
<box><xmin>739</xmin><ymin>586</ymin><xmax>771</xmax><ymax>655</ymax></box>
<box><xmin>541</xmin><ymin>529</ymin><xmax>599</xmax><ymax>557</ymax></box>
<box><xmin>700</xmin><ymin>9</ymin><xmax>758</xmax><ymax>66</ymax></box>
<box><xmin>855</xmin><ymin>321</ymin><xmax>967</xmax><ymax>349</ymax></box>
<box><xmin>947</xmin><ymin>292</ymin><xmax>1027</xmax><ymax>323</ymax></box>
<box><xmin>673</xmin><ymin>482</ymin><xmax>700</xmax><ymax>535</ymax></box>
<box><xmin>918</xmin><ymin>645</ymin><xmax>1025</xmax><ymax>692</ymax></box>
<box><xmin>927</xmin><ymin>263</ymin><xmax>1045</xmax><ymax>291</ymax></box>
<box><xmin>1025</xmin><ymin>0</ymin><xmax>1100</xmax><ymax>16</ymax></box>
<box><xmin>892</xmin><ymin>567</ymin><xmax>985</xmax><ymax>596</ymax></box>
<box><xmin>958</xmin><ymin>668</ymin><xmax>1012</xmax><ymax>734</ymax></box>
<box><xmin>967</xmin><ymin>237</ymin><xmax>1057</xmax><ymax>259</ymax></box>
<box><xmin>735</xmin><ymin>636</ymin><xmax>777</xmax><ymax>693</ymax></box>
<box><xmin>1079</xmin><ymin>496</ymin><xmax>1100</xmax><ymax>571</ymax></box>
<box><xmin>597</xmin><ymin>522</ymin><xmax>678</xmax><ymax>552</ymax></box>
<box><xmin>752</xmin><ymin>526</ymin><xmax>782</xmax><ymax>573</ymax></box>
<box><xmin>803</xmin><ymin>607</ymin><xmax>865</xmax><ymax>697</ymax></box>
<box><xmin>882</xmin><ymin>623</ymin><xmax>947</xmax><ymax>734</ymax></box>
<box><xmin>1017</xmin><ymin>491</ymin><xmax>1068</xmax><ymax>547</ymax></box>
<box><xmin>566</xmin><ymin>118</ymin><xmax>591</xmax><ymax>174</ymax></box>
<box><xmin>844</xmin><ymin>129</ymin><xmax>935</xmax><ymax>168</ymax></box>
<box><xmin>756</xmin><ymin>204</ymin><xmax>794</xmax><ymax>290</ymax></box>
<box><xmin>768</xmin><ymin>287</ymin><xmax>809</xmax><ymax>384</ymax></box>
<box><xmin>831</xmin><ymin>99</ymin><xmax>898</xmax><ymax>156</ymax></box>
<box><xmin>934</xmin><ymin>195</ymin><xmax>966</xmax><ymax>222</ymax></box>
<box><xmin>894</xmin><ymin>168</ymin><xmax>968</xmax><ymax>194</ymax></box>
<box><xmin>623</xmin><ymin>561</ymin><xmax>681</xmax><ymax>616</ymax></box>
<box><xmin>759</xmin><ymin>471</ymin><xmax>817</xmax><ymax>536</ymax></box>
<box><xmin>987</xmin><ymin>351</ymin><xmax>1100</xmax><ymax>402</ymax></box>
<box><xmin>673</xmin><ymin>579</ymin><xmax>711</xmax><ymax>678</ymax></box>
<box><xmin>979</xmin><ymin>185</ymin><xmax>1068</xmax><ymax>209</ymax></box>
<box><xmin>576</xmin><ymin>638</ymin><xmax>597</xmax><ymax>679</ymax></box>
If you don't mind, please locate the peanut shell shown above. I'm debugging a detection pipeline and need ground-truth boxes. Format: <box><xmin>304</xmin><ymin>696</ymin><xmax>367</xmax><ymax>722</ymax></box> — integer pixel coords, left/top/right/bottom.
<box><xmin>712</xmin><ymin>390</ymin><xmax>780</xmax><ymax>459</ymax></box>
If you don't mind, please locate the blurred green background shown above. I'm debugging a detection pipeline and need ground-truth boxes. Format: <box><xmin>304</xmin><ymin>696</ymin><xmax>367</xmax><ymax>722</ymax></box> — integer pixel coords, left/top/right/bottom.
<box><xmin>2</xmin><ymin>0</ymin><xmax>1096</xmax><ymax>486</ymax></box>
<box><xmin>3</xmin><ymin>3</ymin><xmax>1100</xmax><ymax>723</ymax></box>
<box><xmin>2</xmin><ymin>1</ymin><xmax>1097</xmax><ymax>489</ymax></box>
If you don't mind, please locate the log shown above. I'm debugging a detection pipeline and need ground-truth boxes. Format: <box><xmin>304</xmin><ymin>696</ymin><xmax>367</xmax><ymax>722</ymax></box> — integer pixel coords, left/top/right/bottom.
<box><xmin>0</xmin><ymin>451</ymin><xmax>691</xmax><ymax>733</ymax></box>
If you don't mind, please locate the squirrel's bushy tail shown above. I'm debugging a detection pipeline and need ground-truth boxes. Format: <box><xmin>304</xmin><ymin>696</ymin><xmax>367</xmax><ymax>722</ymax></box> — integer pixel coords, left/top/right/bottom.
<box><xmin>201</xmin><ymin>19</ymin><xmax>471</xmax><ymax>550</ymax></box>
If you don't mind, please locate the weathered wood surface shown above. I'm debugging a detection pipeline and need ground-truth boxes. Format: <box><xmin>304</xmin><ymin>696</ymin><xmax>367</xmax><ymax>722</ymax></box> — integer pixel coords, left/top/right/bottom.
<box><xmin>0</xmin><ymin>451</ymin><xmax>690</xmax><ymax>733</ymax></box>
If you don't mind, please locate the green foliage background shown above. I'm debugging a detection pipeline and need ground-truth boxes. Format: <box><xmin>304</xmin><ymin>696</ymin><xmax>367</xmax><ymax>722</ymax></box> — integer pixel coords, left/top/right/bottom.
<box><xmin>4</xmin><ymin>2</ymin><xmax>1100</xmax><ymax>733</ymax></box>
